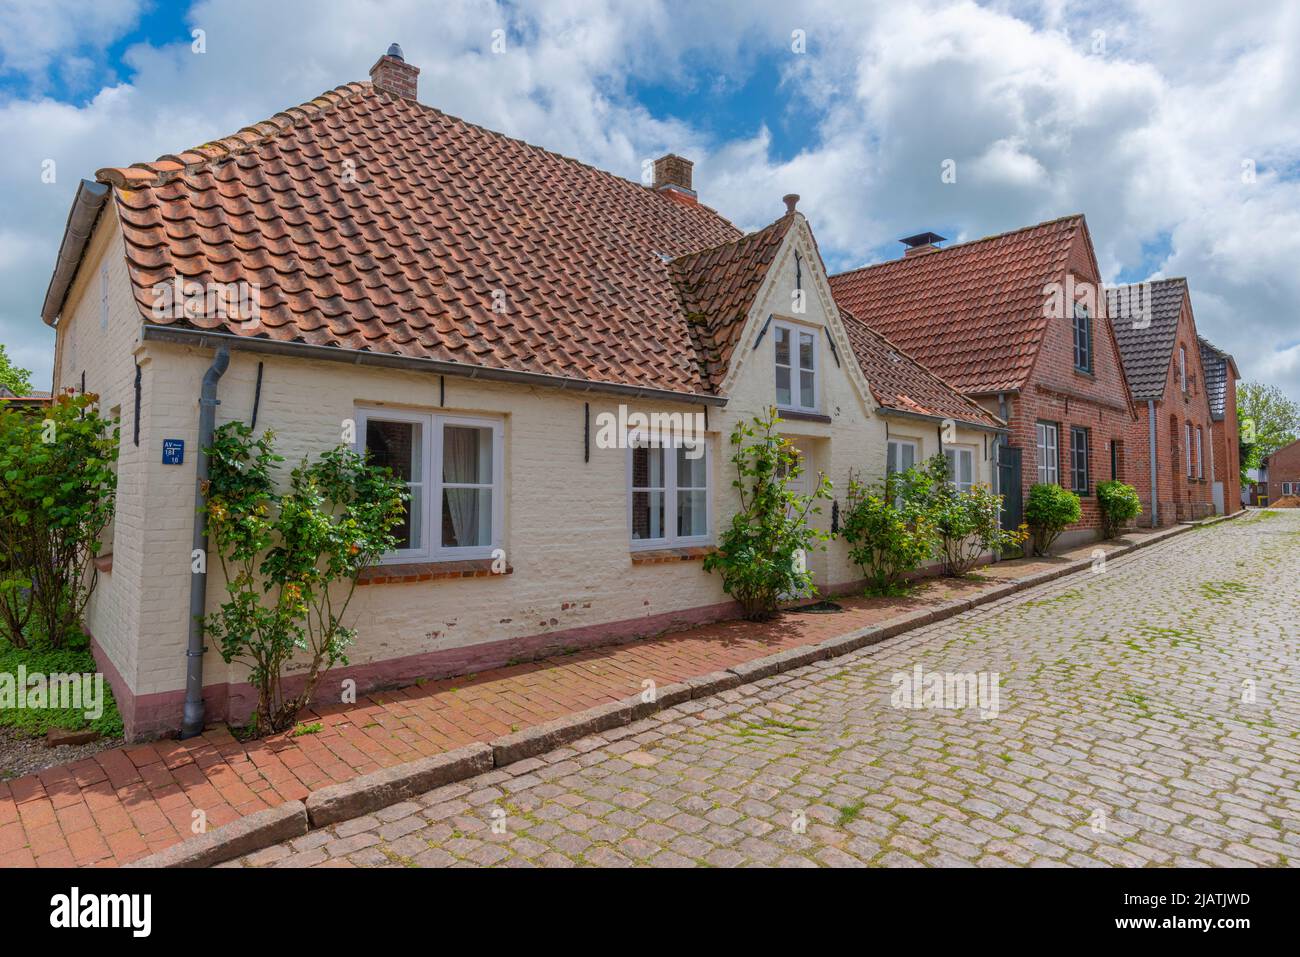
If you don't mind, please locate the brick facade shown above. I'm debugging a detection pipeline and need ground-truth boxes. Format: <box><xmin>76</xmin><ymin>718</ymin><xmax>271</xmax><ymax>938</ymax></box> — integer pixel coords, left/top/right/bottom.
<box><xmin>1208</xmin><ymin>350</ymin><xmax>1242</xmax><ymax>513</ymax></box>
<box><xmin>987</xmin><ymin>230</ymin><xmax>1137</xmax><ymax>541</ymax></box>
<box><xmin>1265</xmin><ymin>438</ymin><xmax>1300</xmax><ymax>502</ymax></box>
<box><xmin>1124</xmin><ymin>296</ymin><xmax>1218</xmax><ymax>525</ymax></box>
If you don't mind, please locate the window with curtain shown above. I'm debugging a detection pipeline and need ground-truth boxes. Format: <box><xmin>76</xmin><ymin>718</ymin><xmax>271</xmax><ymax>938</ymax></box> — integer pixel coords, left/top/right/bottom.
<box><xmin>1036</xmin><ymin>421</ymin><xmax>1059</xmax><ymax>485</ymax></box>
<box><xmin>887</xmin><ymin>439</ymin><xmax>917</xmax><ymax>476</ymax></box>
<box><xmin>363</xmin><ymin>415</ymin><xmax>423</xmax><ymax>554</ymax></box>
<box><xmin>1195</xmin><ymin>426</ymin><xmax>1203</xmax><ymax>479</ymax></box>
<box><xmin>887</xmin><ymin>439</ymin><xmax>918</xmax><ymax>506</ymax></box>
<box><xmin>629</xmin><ymin>435</ymin><xmax>709</xmax><ymax>548</ymax></box>
<box><xmin>1185</xmin><ymin>422</ymin><xmax>1193</xmax><ymax>477</ymax></box>
<box><xmin>358</xmin><ymin>409</ymin><xmax>502</xmax><ymax>562</ymax></box>
<box><xmin>944</xmin><ymin>446</ymin><xmax>975</xmax><ymax>492</ymax></box>
<box><xmin>774</xmin><ymin>321</ymin><xmax>818</xmax><ymax>412</ymax></box>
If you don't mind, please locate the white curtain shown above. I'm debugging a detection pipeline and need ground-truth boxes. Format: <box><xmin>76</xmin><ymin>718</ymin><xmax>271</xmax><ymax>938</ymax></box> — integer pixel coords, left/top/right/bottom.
<box><xmin>444</xmin><ymin>426</ymin><xmax>481</xmax><ymax>546</ymax></box>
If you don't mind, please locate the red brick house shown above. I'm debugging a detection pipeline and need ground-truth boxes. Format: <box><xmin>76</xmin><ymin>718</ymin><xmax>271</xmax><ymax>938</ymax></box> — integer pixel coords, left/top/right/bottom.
<box><xmin>1198</xmin><ymin>336</ymin><xmax>1242</xmax><ymax>514</ymax></box>
<box><xmin>1107</xmin><ymin>278</ymin><xmax>1218</xmax><ymax>524</ymax></box>
<box><xmin>1264</xmin><ymin>437</ymin><xmax>1300</xmax><ymax>503</ymax></box>
<box><xmin>829</xmin><ymin>217</ymin><xmax>1137</xmax><ymax>545</ymax></box>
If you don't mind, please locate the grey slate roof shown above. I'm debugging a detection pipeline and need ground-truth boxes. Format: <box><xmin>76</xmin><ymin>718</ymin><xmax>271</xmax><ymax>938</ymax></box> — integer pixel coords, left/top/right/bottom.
<box><xmin>1198</xmin><ymin>336</ymin><xmax>1235</xmax><ymax>421</ymax></box>
<box><xmin>1105</xmin><ymin>278</ymin><xmax>1187</xmax><ymax>401</ymax></box>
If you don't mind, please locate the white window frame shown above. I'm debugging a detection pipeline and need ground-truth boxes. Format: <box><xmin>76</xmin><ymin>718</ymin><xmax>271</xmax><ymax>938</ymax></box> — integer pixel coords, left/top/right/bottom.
<box><xmin>1284</xmin><ymin>482</ymin><xmax>1293</xmax><ymax>496</ymax></box>
<box><xmin>945</xmin><ymin>445</ymin><xmax>976</xmax><ymax>493</ymax></box>
<box><xmin>1185</xmin><ymin>422</ymin><xmax>1193</xmax><ymax>477</ymax></box>
<box><xmin>1195</xmin><ymin>426</ymin><xmax>1203</xmax><ymax>479</ymax></box>
<box><xmin>1036</xmin><ymin>422</ymin><xmax>1059</xmax><ymax>485</ymax></box>
<box><xmin>773</xmin><ymin>320</ymin><xmax>819</xmax><ymax>414</ymax></box>
<box><xmin>356</xmin><ymin>407</ymin><xmax>505</xmax><ymax>564</ymax></box>
<box><xmin>886</xmin><ymin>439</ymin><xmax>918</xmax><ymax>476</ymax></box>
<box><xmin>1179</xmin><ymin>346</ymin><xmax>1187</xmax><ymax>392</ymax></box>
<box><xmin>627</xmin><ymin>433</ymin><xmax>712</xmax><ymax>550</ymax></box>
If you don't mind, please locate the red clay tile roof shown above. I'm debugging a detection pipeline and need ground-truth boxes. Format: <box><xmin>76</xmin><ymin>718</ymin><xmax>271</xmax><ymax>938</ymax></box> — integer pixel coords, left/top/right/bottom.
<box><xmin>839</xmin><ymin>309</ymin><xmax>1003</xmax><ymax>429</ymax></box>
<box><xmin>828</xmin><ymin>216</ymin><xmax>1085</xmax><ymax>395</ymax></box>
<box><xmin>669</xmin><ymin>213</ymin><xmax>795</xmax><ymax>390</ymax></box>
<box><xmin>99</xmin><ymin>81</ymin><xmax>745</xmax><ymax>397</ymax></box>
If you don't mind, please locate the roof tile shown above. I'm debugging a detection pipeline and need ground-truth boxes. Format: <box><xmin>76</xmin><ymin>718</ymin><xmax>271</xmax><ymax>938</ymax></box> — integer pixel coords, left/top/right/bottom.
<box><xmin>828</xmin><ymin>217</ymin><xmax>1083</xmax><ymax>394</ymax></box>
<box><xmin>1105</xmin><ymin>278</ymin><xmax>1186</xmax><ymax>401</ymax></box>
<box><xmin>101</xmin><ymin>82</ymin><xmax>742</xmax><ymax>396</ymax></box>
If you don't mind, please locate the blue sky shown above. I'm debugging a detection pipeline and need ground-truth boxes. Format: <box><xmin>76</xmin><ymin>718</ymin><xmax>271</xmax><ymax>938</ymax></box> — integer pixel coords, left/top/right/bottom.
<box><xmin>1</xmin><ymin>0</ymin><xmax>1297</xmax><ymax>398</ymax></box>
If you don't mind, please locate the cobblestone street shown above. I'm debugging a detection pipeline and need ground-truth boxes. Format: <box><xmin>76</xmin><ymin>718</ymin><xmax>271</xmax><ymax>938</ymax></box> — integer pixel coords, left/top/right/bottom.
<box><xmin>235</xmin><ymin>511</ymin><xmax>1300</xmax><ymax>868</ymax></box>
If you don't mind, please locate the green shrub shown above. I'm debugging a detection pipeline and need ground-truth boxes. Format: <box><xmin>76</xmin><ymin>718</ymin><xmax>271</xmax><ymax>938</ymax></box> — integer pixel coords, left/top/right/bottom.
<box><xmin>703</xmin><ymin>407</ymin><xmax>831</xmax><ymax>620</ymax></box>
<box><xmin>840</xmin><ymin>467</ymin><xmax>935</xmax><ymax>595</ymax></box>
<box><xmin>919</xmin><ymin>455</ymin><xmax>1028</xmax><ymax>575</ymax></box>
<box><xmin>1024</xmin><ymin>483</ymin><xmax>1082</xmax><ymax>555</ymax></box>
<box><xmin>202</xmin><ymin>423</ymin><xmax>407</xmax><ymax>734</ymax></box>
<box><xmin>1096</xmin><ymin>480</ymin><xmax>1142</xmax><ymax>539</ymax></box>
<box><xmin>0</xmin><ymin>391</ymin><xmax>117</xmax><ymax>650</ymax></box>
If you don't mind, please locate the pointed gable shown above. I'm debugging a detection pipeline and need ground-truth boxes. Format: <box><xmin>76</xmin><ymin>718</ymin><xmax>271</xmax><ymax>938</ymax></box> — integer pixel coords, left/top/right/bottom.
<box><xmin>668</xmin><ymin>213</ymin><xmax>795</xmax><ymax>391</ymax></box>
<box><xmin>1106</xmin><ymin>278</ymin><xmax>1188</xmax><ymax>401</ymax></box>
<box><xmin>1198</xmin><ymin>336</ymin><xmax>1238</xmax><ymax>422</ymax></box>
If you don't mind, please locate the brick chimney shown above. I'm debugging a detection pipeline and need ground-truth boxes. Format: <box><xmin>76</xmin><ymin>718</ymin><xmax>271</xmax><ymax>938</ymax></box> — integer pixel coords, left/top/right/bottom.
<box><xmin>900</xmin><ymin>231</ymin><xmax>946</xmax><ymax>257</ymax></box>
<box><xmin>652</xmin><ymin>153</ymin><xmax>696</xmax><ymax>203</ymax></box>
<box><xmin>370</xmin><ymin>43</ymin><xmax>419</xmax><ymax>100</ymax></box>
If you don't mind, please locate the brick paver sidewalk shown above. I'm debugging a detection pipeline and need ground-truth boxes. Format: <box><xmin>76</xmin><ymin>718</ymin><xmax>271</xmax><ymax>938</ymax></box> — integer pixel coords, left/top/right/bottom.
<box><xmin>0</xmin><ymin>527</ymin><xmax>1181</xmax><ymax>866</ymax></box>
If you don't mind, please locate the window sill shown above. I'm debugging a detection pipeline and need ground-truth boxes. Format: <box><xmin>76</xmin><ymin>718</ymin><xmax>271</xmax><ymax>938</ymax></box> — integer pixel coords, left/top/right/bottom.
<box><xmin>1072</xmin><ymin>367</ymin><xmax>1095</xmax><ymax>379</ymax></box>
<box><xmin>630</xmin><ymin>545</ymin><xmax>716</xmax><ymax>566</ymax></box>
<box><xmin>357</xmin><ymin>558</ymin><xmax>512</xmax><ymax>585</ymax></box>
<box><xmin>775</xmin><ymin>408</ymin><xmax>832</xmax><ymax>424</ymax></box>
<box><xmin>93</xmin><ymin>552</ymin><xmax>113</xmax><ymax>574</ymax></box>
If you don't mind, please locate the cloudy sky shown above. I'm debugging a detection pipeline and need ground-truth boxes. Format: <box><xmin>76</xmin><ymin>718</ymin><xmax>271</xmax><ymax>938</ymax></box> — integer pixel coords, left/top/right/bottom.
<box><xmin>2</xmin><ymin>0</ymin><xmax>1298</xmax><ymax>398</ymax></box>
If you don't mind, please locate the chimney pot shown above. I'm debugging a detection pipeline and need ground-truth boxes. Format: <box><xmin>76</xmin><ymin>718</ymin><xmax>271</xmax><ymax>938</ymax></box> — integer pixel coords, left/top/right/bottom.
<box><xmin>651</xmin><ymin>154</ymin><xmax>696</xmax><ymax>200</ymax></box>
<box><xmin>370</xmin><ymin>44</ymin><xmax>420</xmax><ymax>100</ymax></box>
<box><xmin>783</xmin><ymin>194</ymin><xmax>799</xmax><ymax>214</ymax></box>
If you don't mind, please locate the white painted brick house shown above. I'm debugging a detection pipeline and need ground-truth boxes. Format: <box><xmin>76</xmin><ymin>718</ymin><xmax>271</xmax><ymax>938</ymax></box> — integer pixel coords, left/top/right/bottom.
<box><xmin>41</xmin><ymin>48</ymin><xmax>1005</xmax><ymax>740</ymax></box>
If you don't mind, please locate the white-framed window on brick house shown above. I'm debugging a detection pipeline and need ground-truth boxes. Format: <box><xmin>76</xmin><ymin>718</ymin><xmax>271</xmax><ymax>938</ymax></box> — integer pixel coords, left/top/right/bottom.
<box><xmin>628</xmin><ymin>434</ymin><xmax>711</xmax><ymax>549</ymax></box>
<box><xmin>774</xmin><ymin>321</ymin><xmax>818</xmax><ymax>413</ymax></box>
<box><xmin>1179</xmin><ymin>346</ymin><xmax>1187</xmax><ymax>392</ymax></box>
<box><xmin>1036</xmin><ymin>421</ymin><xmax>1059</xmax><ymax>485</ymax></box>
<box><xmin>1185</xmin><ymin>421</ymin><xmax>1193</xmax><ymax>477</ymax></box>
<box><xmin>945</xmin><ymin>446</ymin><xmax>975</xmax><ymax>493</ymax></box>
<box><xmin>1070</xmin><ymin>426</ymin><xmax>1090</xmax><ymax>494</ymax></box>
<box><xmin>357</xmin><ymin>408</ymin><xmax>504</xmax><ymax>563</ymax></box>
<box><xmin>1284</xmin><ymin>482</ymin><xmax>1293</xmax><ymax>495</ymax></box>
<box><xmin>1195</xmin><ymin>426</ymin><xmax>1204</xmax><ymax>479</ymax></box>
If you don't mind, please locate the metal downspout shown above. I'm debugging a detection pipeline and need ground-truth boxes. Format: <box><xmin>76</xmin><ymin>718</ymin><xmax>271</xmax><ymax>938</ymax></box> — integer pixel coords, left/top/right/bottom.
<box><xmin>1147</xmin><ymin>399</ymin><xmax>1159</xmax><ymax>527</ymax></box>
<box><xmin>181</xmin><ymin>346</ymin><xmax>230</xmax><ymax>739</ymax></box>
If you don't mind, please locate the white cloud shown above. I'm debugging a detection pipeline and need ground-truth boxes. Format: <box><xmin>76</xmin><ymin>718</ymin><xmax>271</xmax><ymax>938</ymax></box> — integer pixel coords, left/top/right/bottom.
<box><xmin>1</xmin><ymin>0</ymin><xmax>1299</xmax><ymax>404</ymax></box>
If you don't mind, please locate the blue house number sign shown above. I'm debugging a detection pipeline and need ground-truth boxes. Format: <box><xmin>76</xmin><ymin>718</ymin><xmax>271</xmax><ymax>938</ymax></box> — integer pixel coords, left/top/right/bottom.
<box><xmin>162</xmin><ymin>439</ymin><xmax>185</xmax><ymax>465</ymax></box>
